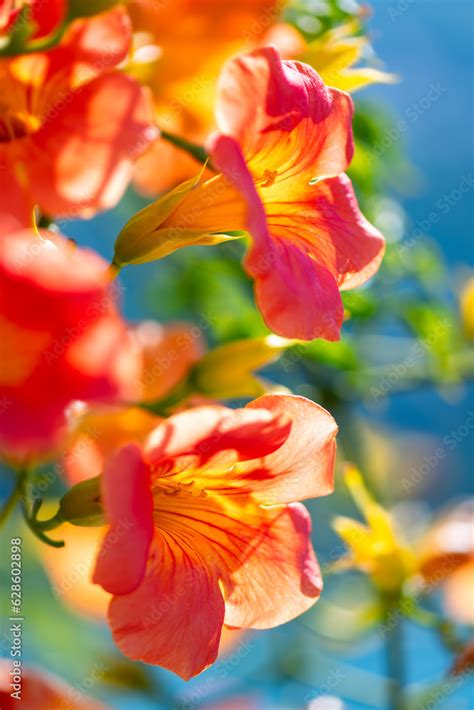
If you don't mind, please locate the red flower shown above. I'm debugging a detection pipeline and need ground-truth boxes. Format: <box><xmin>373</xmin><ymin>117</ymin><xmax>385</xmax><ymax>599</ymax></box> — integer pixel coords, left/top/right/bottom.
<box><xmin>125</xmin><ymin>48</ymin><xmax>384</xmax><ymax>341</ymax></box>
<box><xmin>209</xmin><ymin>47</ymin><xmax>385</xmax><ymax>341</ymax></box>
<box><xmin>93</xmin><ymin>394</ymin><xmax>337</xmax><ymax>679</ymax></box>
<box><xmin>0</xmin><ymin>229</ymin><xmax>140</xmax><ymax>461</ymax></box>
<box><xmin>0</xmin><ymin>6</ymin><xmax>157</xmax><ymax>230</ymax></box>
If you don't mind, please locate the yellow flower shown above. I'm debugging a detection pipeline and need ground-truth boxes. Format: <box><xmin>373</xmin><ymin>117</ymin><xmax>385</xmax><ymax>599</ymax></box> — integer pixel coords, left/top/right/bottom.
<box><xmin>460</xmin><ymin>277</ymin><xmax>474</xmax><ymax>340</ymax></box>
<box><xmin>192</xmin><ymin>335</ymin><xmax>293</xmax><ymax>400</ymax></box>
<box><xmin>267</xmin><ymin>20</ymin><xmax>397</xmax><ymax>93</ymax></box>
<box><xmin>333</xmin><ymin>465</ymin><xmax>415</xmax><ymax>593</ymax></box>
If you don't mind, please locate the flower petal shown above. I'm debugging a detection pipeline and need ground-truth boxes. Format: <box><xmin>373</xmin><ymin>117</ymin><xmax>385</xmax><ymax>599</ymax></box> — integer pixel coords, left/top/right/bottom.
<box><xmin>265</xmin><ymin>174</ymin><xmax>385</xmax><ymax>289</ymax></box>
<box><xmin>215</xmin><ymin>46</ymin><xmax>354</xmax><ymax>178</ymax></box>
<box><xmin>93</xmin><ymin>444</ymin><xmax>153</xmax><ymax>596</ymax></box>
<box><xmin>171</xmin><ymin>395</ymin><xmax>337</xmax><ymax>504</ymax></box>
<box><xmin>249</xmin><ymin>237</ymin><xmax>345</xmax><ymax>341</ymax></box>
<box><xmin>0</xmin><ymin>156</ymin><xmax>32</xmax><ymax>231</ymax></box>
<box><xmin>223</xmin><ymin>503</ymin><xmax>322</xmax><ymax>628</ymax></box>
<box><xmin>129</xmin><ymin>490</ymin><xmax>319</xmax><ymax>635</ymax></box>
<box><xmin>64</xmin><ymin>406</ymin><xmax>161</xmax><ymax>484</ymax></box>
<box><xmin>42</xmin><ymin>6</ymin><xmax>132</xmax><ymax>87</ymax></box>
<box><xmin>0</xmin><ymin>231</ymin><xmax>136</xmax><ymax>459</ymax></box>
<box><xmin>240</xmin><ymin>394</ymin><xmax>337</xmax><ymax>503</ymax></box>
<box><xmin>27</xmin><ymin>73</ymin><xmax>156</xmax><ymax>218</ymax></box>
<box><xmin>144</xmin><ymin>404</ymin><xmax>291</xmax><ymax>470</ymax></box>
<box><xmin>132</xmin><ymin>321</ymin><xmax>205</xmax><ymax>402</ymax></box>
<box><xmin>108</xmin><ymin>534</ymin><xmax>225</xmax><ymax>679</ymax></box>
<box><xmin>209</xmin><ymin>132</ymin><xmax>345</xmax><ymax>341</ymax></box>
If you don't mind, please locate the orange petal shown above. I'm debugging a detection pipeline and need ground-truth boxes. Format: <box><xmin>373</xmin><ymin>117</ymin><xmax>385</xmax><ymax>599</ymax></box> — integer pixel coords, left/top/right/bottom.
<box><xmin>93</xmin><ymin>444</ymin><xmax>154</xmax><ymax>596</ymax></box>
<box><xmin>249</xmin><ymin>237</ymin><xmax>345</xmax><ymax>341</ymax></box>
<box><xmin>165</xmin><ymin>395</ymin><xmax>337</xmax><ymax>505</ymax></box>
<box><xmin>223</xmin><ymin>503</ymin><xmax>322</xmax><ymax>628</ymax></box>
<box><xmin>27</xmin><ymin>73</ymin><xmax>156</xmax><ymax>218</ymax></box>
<box><xmin>41</xmin><ymin>6</ymin><xmax>132</xmax><ymax>89</ymax></box>
<box><xmin>108</xmin><ymin>534</ymin><xmax>225</xmax><ymax>680</ymax></box>
<box><xmin>64</xmin><ymin>406</ymin><xmax>161</xmax><ymax>484</ymax></box>
<box><xmin>132</xmin><ymin>321</ymin><xmax>205</xmax><ymax>402</ymax></box>
<box><xmin>0</xmin><ymin>231</ymin><xmax>136</xmax><ymax>460</ymax></box>
<box><xmin>144</xmin><ymin>404</ymin><xmax>291</xmax><ymax>471</ymax></box>
<box><xmin>265</xmin><ymin>174</ymin><xmax>385</xmax><ymax>290</ymax></box>
<box><xmin>150</xmin><ymin>490</ymin><xmax>321</xmax><ymax>630</ymax></box>
<box><xmin>240</xmin><ymin>394</ymin><xmax>337</xmax><ymax>503</ymax></box>
<box><xmin>444</xmin><ymin>561</ymin><xmax>474</xmax><ymax>625</ymax></box>
<box><xmin>209</xmin><ymin>132</ymin><xmax>345</xmax><ymax>341</ymax></box>
<box><xmin>215</xmin><ymin>46</ymin><xmax>354</xmax><ymax>179</ymax></box>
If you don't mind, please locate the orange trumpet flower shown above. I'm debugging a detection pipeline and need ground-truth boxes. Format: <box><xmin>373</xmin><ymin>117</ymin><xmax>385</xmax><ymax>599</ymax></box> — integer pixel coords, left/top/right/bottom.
<box><xmin>0</xmin><ymin>228</ymin><xmax>140</xmax><ymax>461</ymax></box>
<box><xmin>115</xmin><ymin>48</ymin><xmax>385</xmax><ymax>342</ymax></box>
<box><xmin>0</xmin><ymin>6</ymin><xmax>156</xmax><ymax>230</ymax></box>
<box><xmin>93</xmin><ymin>394</ymin><xmax>337</xmax><ymax>679</ymax></box>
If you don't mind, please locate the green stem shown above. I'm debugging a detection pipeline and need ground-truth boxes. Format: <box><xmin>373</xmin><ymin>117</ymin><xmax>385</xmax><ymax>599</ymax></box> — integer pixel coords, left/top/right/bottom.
<box><xmin>160</xmin><ymin>130</ymin><xmax>210</xmax><ymax>166</ymax></box>
<box><xmin>0</xmin><ymin>20</ymin><xmax>69</xmax><ymax>56</ymax></box>
<box><xmin>20</xmin><ymin>499</ymin><xmax>65</xmax><ymax>548</ymax></box>
<box><xmin>35</xmin><ymin>510</ymin><xmax>64</xmax><ymax>532</ymax></box>
<box><xmin>406</xmin><ymin>604</ymin><xmax>464</xmax><ymax>653</ymax></box>
<box><xmin>383</xmin><ymin>594</ymin><xmax>405</xmax><ymax>710</ymax></box>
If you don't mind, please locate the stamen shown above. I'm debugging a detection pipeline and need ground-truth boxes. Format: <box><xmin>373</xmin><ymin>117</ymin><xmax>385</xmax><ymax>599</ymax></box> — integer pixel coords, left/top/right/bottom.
<box><xmin>154</xmin><ymin>477</ymin><xmax>208</xmax><ymax>499</ymax></box>
<box><xmin>260</xmin><ymin>169</ymin><xmax>278</xmax><ymax>188</ymax></box>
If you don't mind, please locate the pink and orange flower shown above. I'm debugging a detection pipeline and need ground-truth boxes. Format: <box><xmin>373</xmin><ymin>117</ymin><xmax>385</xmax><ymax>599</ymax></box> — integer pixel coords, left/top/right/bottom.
<box><xmin>92</xmin><ymin>393</ymin><xmax>337</xmax><ymax>679</ymax></box>
<box><xmin>0</xmin><ymin>6</ymin><xmax>156</xmax><ymax>231</ymax></box>
<box><xmin>0</xmin><ymin>228</ymin><xmax>139</xmax><ymax>461</ymax></box>
<box><xmin>115</xmin><ymin>48</ymin><xmax>385</xmax><ymax>341</ymax></box>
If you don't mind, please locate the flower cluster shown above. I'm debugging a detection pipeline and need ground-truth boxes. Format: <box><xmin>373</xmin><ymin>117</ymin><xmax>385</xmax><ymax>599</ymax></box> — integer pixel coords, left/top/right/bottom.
<box><xmin>0</xmin><ymin>0</ymin><xmax>389</xmax><ymax>681</ymax></box>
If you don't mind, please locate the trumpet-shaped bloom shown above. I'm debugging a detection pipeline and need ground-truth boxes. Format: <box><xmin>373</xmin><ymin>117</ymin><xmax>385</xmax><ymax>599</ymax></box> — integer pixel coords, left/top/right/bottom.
<box><xmin>93</xmin><ymin>394</ymin><xmax>337</xmax><ymax>679</ymax></box>
<box><xmin>0</xmin><ymin>6</ymin><xmax>156</xmax><ymax>229</ymax></box>
<box><xmin>0</xmin><ymin>229</ymin><xmax>140</xmax><ymax>461</ymax></box>
<box><xmin>117</xmin><ymin>48</ymin><xmax>384</xmax><ymax>341</ymax></box>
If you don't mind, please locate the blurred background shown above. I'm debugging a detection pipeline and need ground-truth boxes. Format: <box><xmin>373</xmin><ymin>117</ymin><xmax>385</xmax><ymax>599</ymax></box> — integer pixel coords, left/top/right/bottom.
<box><xmin>1</xmin><ymin>1</ymin><xmax>473</xmax><ymax>708</ymax></box>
